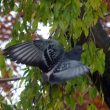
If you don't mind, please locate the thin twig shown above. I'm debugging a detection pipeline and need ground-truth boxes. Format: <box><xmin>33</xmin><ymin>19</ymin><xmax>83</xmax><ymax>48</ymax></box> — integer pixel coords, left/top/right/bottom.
<box><xmin>0</xmin><ymin>77</ymin><xmax>25</xmax><ymax>83</ymax></box>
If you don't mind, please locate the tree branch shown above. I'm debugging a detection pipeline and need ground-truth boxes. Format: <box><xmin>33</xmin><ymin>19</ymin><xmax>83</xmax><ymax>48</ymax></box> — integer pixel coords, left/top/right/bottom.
<box><xmin>0</xmin><ymin>77</ymin><xmax>25</xmax><ymax>83</ymax></box>
<box><xmin>92</xmin><ymin>19</ymin><xmax>110</xmax><ymax>52</ymax></box>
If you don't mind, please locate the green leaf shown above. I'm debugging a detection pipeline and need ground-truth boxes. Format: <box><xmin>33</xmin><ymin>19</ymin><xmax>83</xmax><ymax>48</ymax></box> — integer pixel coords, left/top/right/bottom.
<box><xmin>96</xmin><ymin>49</ymin><xmax>105</xmax><ymax>74</ymax></box>
<box><xmin>66</xmin><ymin>96</ymin><xmax>76</xmax><ymax>110</ymax></box>
<box><xmin>87</xmin><ymin>104</ymin><xmax>98</xmax><ymax>110</ymax></box>
<box><xmin>89</xmin><ymin>87</ymin><xmax>97</xmax><ymax>99</ymax></box>
<box><xmin>0</xmin><ymin>54</ymin><xmax>5</xmax><ymax>68</ymax></box>
<box><xmin>78</xmin><ymin>96</ymin><xmax>83</xmax><ymax>105</ymax></box>
<box><xmin>2</xmin><ymin>103</ymin><xmax>13</xmax><ymax>110</ymax></box>
<box><xmin>32</xmin><ymin>19</ymin><xmax>38</xmax><ymax>31</ymax></box>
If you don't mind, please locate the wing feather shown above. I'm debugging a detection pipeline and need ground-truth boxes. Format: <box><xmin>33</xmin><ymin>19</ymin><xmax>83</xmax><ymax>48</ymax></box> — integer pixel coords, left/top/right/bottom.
<box><xmin>50</xmin><ymin>59</ymin><xmax>89</xmax><ymax>83</ymax></box>
<box><xmin>3</xmin><ymin>39</ymin><xmax>64</xmax><ymax>72</ymax></box>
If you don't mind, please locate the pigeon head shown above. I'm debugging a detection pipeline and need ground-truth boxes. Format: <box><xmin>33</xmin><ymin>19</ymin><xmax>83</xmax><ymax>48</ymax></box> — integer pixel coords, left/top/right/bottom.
<box><xmin>72</xmin><ymin>45</ymin><xmax>83</xmax><ymax>55</ymax></box>
<box><xmin>66</xmin><ymin>45</ymin><xmax>83</xmax><ymax>61</ymax></box>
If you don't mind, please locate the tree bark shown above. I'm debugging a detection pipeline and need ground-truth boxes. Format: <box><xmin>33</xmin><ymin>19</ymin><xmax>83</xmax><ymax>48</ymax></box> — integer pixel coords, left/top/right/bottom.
<box><xmin>89</xmin><ymin>19</ymin><xmax>110</xmax><ymax>108</ymax></box>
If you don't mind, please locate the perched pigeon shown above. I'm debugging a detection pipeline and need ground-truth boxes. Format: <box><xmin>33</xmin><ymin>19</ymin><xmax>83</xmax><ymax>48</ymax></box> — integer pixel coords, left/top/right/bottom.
<box><xmin>3</xmin><ymin>39</ymin><xmax>89</xmax><ymax>85</ymax></box>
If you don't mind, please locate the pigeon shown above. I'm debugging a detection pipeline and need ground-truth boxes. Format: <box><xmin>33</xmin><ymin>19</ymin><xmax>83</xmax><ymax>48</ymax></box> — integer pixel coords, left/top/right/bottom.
<box><xmin>3</xmin><ymin>39</ymin><xmax>90</xmax><ymax>85</ymax></box>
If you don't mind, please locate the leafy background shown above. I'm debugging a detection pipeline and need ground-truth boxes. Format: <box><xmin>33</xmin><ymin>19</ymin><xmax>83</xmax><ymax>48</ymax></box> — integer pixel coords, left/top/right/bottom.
<box><xmin>0</xmin><ymin>0</ymin><xmax>110</xmax><ymax>110</ymax></box>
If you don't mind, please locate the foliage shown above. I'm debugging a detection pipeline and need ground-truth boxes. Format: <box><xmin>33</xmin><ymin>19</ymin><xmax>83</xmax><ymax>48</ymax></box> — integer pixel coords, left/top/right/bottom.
<box><xmin>0</xmin><ymin>0</ymin><xmax>108</xmax><ymax>110</ymax></box>
<box><xmin>82</xmin><ymin>41</ymin><xmax>105</xmax><ymax>74</ymax></box>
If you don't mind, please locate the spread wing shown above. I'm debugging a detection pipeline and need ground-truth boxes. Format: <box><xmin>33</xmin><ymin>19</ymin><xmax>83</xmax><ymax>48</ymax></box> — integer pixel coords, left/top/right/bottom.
<box><xmin>3</xmin><ymin>39</ymin><xmax>64</xmax><ymax>72</ymax></box>
<box><xmin>49</xmin><ymin>59</ymin><xmax>90</xmax><ymax>84</ymax></box>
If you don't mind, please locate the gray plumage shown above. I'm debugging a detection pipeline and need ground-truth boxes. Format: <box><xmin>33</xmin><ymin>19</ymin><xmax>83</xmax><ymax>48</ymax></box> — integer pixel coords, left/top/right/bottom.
<box><xmin>3</xmin><ymin>39</ymin><xmax>89</xmax><ymax>85</ymax></box>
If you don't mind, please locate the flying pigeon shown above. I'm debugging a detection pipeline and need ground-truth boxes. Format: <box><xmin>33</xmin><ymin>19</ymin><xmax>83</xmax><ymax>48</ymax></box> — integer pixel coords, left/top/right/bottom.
<box><xmin>3</xmin><ymin>39</ymin><xmax>90</xmax><ymax>85</ymax></box>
